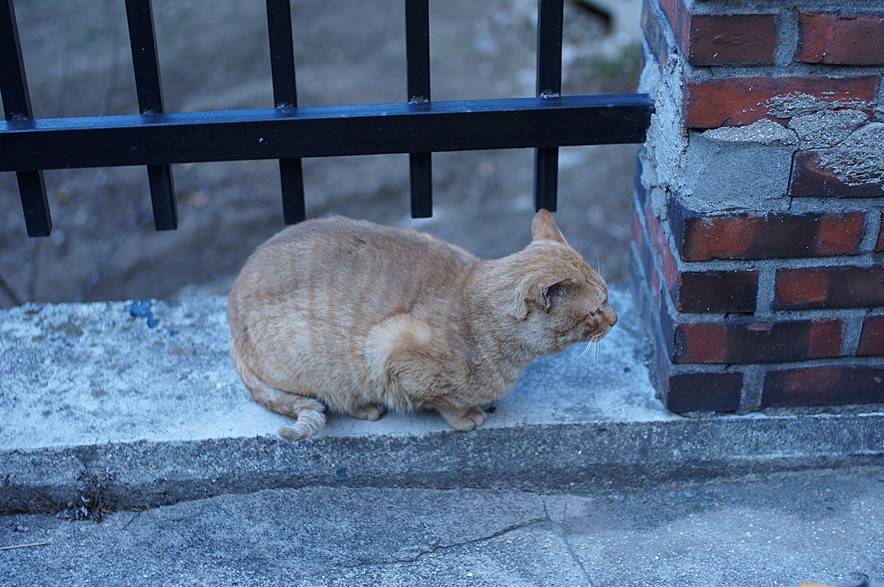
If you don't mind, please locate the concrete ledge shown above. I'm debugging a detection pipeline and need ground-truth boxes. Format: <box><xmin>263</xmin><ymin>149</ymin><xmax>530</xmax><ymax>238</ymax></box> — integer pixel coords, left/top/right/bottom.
<box><xmin>2</xmin><ymin>287</ymin><xmax>883</xmax><ymax>512</ymax></box>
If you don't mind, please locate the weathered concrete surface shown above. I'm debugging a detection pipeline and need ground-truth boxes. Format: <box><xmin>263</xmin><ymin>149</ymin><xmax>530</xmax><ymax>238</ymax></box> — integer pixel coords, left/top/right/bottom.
<box><xmin>788</xmin><ymin>109</ymin><xmax>869</xmax><ymax>149</ymax></box>
<box><xmin>2</xmin><ymin>287</ymin><xmax>883</xmax><ymax>512</ymax></box>
<box><xmin>1</xmin><ymin>469</ymin><xmax>882</xmax><ymax>586</ymax></box>
<box><xmin>683</xmin><ymin>120</ymin><xmax>798</xmax><ymax>213</ymax></box>
<box><xmin>0</xmin><ymin>285</ymin><xmax>664</xmax><ymax>450</ymax></box>
<box><xmin>816</xmin><ymin>122</ymin><xmax>884</xmax><ymax>190</ymax></box>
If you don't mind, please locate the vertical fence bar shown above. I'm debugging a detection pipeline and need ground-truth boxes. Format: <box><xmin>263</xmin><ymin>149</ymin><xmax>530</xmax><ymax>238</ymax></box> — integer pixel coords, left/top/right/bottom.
<box><xmin>0</xmin><ymin>0</ymin><xmax>52</xmax><ymax>237</ymax></box>
<box><xmin>405</xmin><ymin>0</ymin><xmax>432</xmax><ymax>218</ymax></box>
<box><xmin>534</xmin><ymin>0</ymin><xmax>563</xmax><ymax>212</ymax></box>
<box><xmin>266</xmin><ymin>0</ymin><xmax>306</xmax><ymax>224</ymax></box>
<box><xmin>125</xmin><ymin>0</ymin><xmax>177</xmax><ymax>230</ymax></box>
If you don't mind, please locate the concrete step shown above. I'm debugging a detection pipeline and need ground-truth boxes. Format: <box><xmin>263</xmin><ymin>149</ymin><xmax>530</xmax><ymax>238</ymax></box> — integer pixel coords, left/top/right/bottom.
<box><xmin>2</xmin><ymin>286</ymin><xmax>882</xmax><ymax>512</ymax></box>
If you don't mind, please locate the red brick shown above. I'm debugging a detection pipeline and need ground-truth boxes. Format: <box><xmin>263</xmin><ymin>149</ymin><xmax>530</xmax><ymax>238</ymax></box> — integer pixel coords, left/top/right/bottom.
<box><xmin>798</xmin><ymin>13</ymin><xmax>884</xmax><ymax>66</ymax></box>
<box><xmin>655</xmin><ymin>0</ymin><xmax>775</xmax><ymax>66</ymax></box>
<box><xmin>808</xmin><ymin>319</ymin><xmax>843</xmax><ymax>358</ymax></box>
<box><xmin>634</xmin><ymin>209</ymin><xmax>663</xmax><ymax>305</ymax></box>
<box><xmin>641</xmin><ymin>0</ymin><xmax>673</xmax><ymax>68</ymax></box>
<box><xmin>857</xmin><ymin>316</ymin><xmax>884</xmax><ymax>357</ymax></box>
<box><xmin>649</xmin><ymin>259</ymin><xmax>661</xmax><ymax>303</ymax></box>
<box><xmin>645</xmin><ymin>200</ymin><xmax>678</xmax><ymax>289</ymax></box>
<box><xmin>685</xmin><ymin>76</ymin><xmax>880</xmax><ymax>129</ymax></box>
<box><xmin>790</xmin><ymin>151</ymin><xmax>884</xmax><ymax>199</ymax></box>
<box><xmin>688</xmin><ymin>14</ymin><xmax>776</xmax><ymax>66</ymax></box>
<box><xmin>676</xmin><ymin>323</ymin><xmax>728</xmax><ymax>362</ymax></box>
<box><xmin>877</xmin><ymin>215</ymin><xmax>884</xmax><ymax>253</ymax></box>
<box><xmin>644</xmin><ymin>271</ymin><xmax>744</xmax><ymax>414</ymax></box>
<box><xmin>665</xmin><ymin>372</ymin><xmax>743</xmax><ymax>413</ymax></box>
<box><xmin>773</xmin><ymin>269</ymin><xmax>828</xmax><ymax>307</ymax></box>
<box><xmin>675</xmin><ymin>270</ymin><xmax>758</xmax><ymax>314</ymax></box>
<box><xmin>657</xmin><ymin>0</ymin><xmax>689</xmax><ymax>54</ymax></box>
<box><xmin>634</xmin><ymin>151</ymin><xmax>648</xmax><ymax>207</ymax></box>
<box><xmin>815</xmin><ymin>213</ymin><xmax>867</xmax><ymax>256</ymax></box>
<box><xmin>669</xmin><ymin>202</ymin><xmax>864</xmax><ymax>261</ymax></box>
<box><xmin>632</xmin><ymin>210</ymin><xmax>644</xmax><ymax>253</ymax></box>
<box><xmin>672</xmin><ymin>318</ymin><xmax>843</xmax><ymax>364</ymax></box>
<box><xmin>774</xmin><ymin>265</ymin><xmax>884</xmax><ymax>309</ymax></box>
<box><xmin>761</xmin><ymin>366</ymin><xmax>884</xmax><ymax>407</ymax></box>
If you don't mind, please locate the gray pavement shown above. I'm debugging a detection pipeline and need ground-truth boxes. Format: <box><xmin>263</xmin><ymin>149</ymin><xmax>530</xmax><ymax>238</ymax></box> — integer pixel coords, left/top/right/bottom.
<box><xmin>1</xmin><ymin>469</ymin><xmax>882</xmax><ymax>586</ymax></box>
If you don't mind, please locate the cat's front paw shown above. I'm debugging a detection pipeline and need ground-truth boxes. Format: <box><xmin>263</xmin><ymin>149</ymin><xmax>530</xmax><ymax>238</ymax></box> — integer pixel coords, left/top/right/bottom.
<box><xmin>440</xmin><ymin>406</ymin><xmax>487</xmax><ymax>432</ymax></box>
<box><xmin>348</xmin><ymin>403</ymin><xmax>386</xmax><ymax>421</ymax></box>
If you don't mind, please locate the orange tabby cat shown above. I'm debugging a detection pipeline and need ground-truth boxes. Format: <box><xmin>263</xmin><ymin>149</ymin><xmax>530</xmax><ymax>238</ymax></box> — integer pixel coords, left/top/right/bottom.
<box><xmin>227</xmin><ymin>210</ymin><xmax>616</xmax><ymax>440</ymax></box>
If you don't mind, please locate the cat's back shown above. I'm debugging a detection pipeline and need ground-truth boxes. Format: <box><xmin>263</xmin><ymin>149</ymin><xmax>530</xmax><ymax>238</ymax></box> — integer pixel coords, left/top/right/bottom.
<box><xmin>230</xmin><ymin>216</ymin><xmax>476</xmax><ymax>316</ymax></box>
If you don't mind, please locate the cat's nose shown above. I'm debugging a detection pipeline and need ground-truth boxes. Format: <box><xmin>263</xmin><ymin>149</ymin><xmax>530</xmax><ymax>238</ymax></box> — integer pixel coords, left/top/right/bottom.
<box><xmin>603</xmin><ymin>305</ymin><xmax>617</xmax><ymax>327</ymax></box>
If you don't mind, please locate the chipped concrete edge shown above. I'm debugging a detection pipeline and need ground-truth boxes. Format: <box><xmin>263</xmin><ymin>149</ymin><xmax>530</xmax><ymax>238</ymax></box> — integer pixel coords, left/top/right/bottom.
<box><xmin>2</xmin><ymin>412</ymin><xmax>883</xmax><ymax>514</ymax></box>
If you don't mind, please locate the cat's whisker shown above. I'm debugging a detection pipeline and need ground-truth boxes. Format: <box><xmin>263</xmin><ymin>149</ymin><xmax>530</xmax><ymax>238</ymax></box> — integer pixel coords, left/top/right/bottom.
<box><xmin>579</xmin><ymin>338</ymin><xmax>601</xmax><ymax>365</ymax></box>
<box><xmin>578</xmin><ymin>342</ymin><xmax>592</xmax><ymax>360</ymax></box>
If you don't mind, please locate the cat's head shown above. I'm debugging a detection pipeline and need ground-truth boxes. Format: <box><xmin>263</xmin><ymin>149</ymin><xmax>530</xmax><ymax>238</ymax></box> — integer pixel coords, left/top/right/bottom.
<box><xmin>505</xmin><ymin>210</ymin><xmax>616</xmax><ymax>353</ymax></box>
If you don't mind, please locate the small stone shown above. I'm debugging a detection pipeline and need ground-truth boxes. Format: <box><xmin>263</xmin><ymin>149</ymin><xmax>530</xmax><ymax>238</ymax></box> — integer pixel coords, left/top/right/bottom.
<box><xmin>11</xmin><ymin>520</ymin><xmax>29</xmax><ymax>532</ymax></box>
<box><xmin>129</xmin><ymin>300</ymin><xmax>153</xmax><ymax>319</ymax></box>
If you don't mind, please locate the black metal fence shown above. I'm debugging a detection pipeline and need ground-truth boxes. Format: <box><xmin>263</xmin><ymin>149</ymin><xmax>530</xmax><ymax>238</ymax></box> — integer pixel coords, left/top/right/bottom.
<box><xmin>0</xmin><ymin>0</ymin><xmax>653</xmax><ymax>238</ymax></box>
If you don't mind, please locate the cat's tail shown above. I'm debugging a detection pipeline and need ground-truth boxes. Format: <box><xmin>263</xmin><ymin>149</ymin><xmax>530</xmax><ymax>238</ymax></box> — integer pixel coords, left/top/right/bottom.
<box><xmin>229</xmin><ymin>341</ymin><xmax>326</xmax><ymax>441</ymax></box>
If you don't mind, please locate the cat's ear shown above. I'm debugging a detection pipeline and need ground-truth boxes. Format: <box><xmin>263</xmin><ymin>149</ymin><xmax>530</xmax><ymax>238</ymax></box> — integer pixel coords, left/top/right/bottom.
<box><xmin>508</xmin><ymin>275</ymin><xmax>567</xmax><ymax>319</ymax></box>
<box><xmin>531</xmin><ymin>209</ymin><xmax>567</xmax><ymax>244</ymax></box>
<box><xmin>533</xmin><ymin>276</ymin><xmax>566</xmax><ymax>312</ymax></box>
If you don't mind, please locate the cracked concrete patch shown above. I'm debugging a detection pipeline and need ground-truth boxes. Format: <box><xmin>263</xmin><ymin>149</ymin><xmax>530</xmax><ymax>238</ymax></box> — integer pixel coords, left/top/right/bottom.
<box><xmin>702</xmin><ymin>118</ymin><xmax>798</xmax><ymax>146</ymax></box>
<box><xmin>788</xmin><ymin>109</ymin><xmax>869</xmax><ymax>149</ymax></box>
<box><xmin>682</xmin><ymin>120</ymin><xmax>797</xmax><ymax>213</ymax></box>
<box><xmin>816</xmin><ymin>122</ymin><xmax>884</xmax><ymax>188</ymax></box>
<box><xmin>639</xmin><ymin>53</ymin><xmax>688</xmax><ymax>196</ymax></box>
<box><xmin>766</xmin><ymin>92</ymin><xmax>873</xmax><ymax>119</ymax></box>
<box><xmin>339</xmin><ymin>516</ymin><xmax>551</xmax><ymax>571</ymax></box>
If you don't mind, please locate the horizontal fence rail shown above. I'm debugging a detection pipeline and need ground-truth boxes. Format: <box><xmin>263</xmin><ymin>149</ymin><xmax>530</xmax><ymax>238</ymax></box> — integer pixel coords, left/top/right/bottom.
<box><xmin>0</xmin><ymin>0</ymin><xmax>654</xmax><ymax>237</ymax></box>
<box><xmin>0</xmin><ymin>96</ymin><xmax>652</xmax><ymax>171</ymax></box>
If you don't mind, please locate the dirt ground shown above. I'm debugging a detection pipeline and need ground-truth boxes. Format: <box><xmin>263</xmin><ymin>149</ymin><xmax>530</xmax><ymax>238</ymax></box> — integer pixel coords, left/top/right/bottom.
<box><xmin>0</xmin><ymin>0</ymin><xmax>642</xmax><ymax>307</ymax></box>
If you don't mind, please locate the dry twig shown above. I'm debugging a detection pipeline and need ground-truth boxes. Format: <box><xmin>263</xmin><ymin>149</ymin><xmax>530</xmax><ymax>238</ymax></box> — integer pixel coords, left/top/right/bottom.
<box><xmin>0</xmin><ymin>539</ymin><xmax>52</xmax><ymax>551</ymax></box>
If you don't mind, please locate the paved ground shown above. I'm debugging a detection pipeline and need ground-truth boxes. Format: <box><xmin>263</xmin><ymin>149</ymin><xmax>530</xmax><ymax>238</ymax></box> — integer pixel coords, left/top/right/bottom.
<box><xmin>1</xmin><ymin>469</ymin><xmax>881</xmax><ymax>586</ymax></box>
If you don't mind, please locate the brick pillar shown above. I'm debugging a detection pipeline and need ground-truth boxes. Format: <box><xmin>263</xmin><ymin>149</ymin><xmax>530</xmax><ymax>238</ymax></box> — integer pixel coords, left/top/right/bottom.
<box><xmin>633</xmin><ymin>0</ymin><xmax>884</xmax><ymax>413</ymax></box>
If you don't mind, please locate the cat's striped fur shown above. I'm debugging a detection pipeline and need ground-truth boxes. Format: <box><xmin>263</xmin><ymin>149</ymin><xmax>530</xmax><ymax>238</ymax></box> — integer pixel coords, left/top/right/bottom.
<box><xmin>227</xmin><ymin>210</ymin><xmax>616</xmax><ymax>439</ymax></box>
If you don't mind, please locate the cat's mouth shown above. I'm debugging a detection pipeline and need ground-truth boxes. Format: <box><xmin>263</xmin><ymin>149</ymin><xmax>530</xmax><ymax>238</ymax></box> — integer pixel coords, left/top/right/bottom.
<box><xmin>556</xmin><ymin>316</ymin><xmax>588</xmax><ymax>337</ymax></box>
<box><xmin>556</xmin><ymin>316</ymin><xmax>610</xmax><ymax>343</ymax></box>
<box><xmin>583</xmin><ymin>318</ymin><xmax>613</xmax><ymax>342</ymax></box>
<box><xmin>589</xmin><ymin>328</ymin><xmax>610</xmax><ymax>342</ymax></box>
